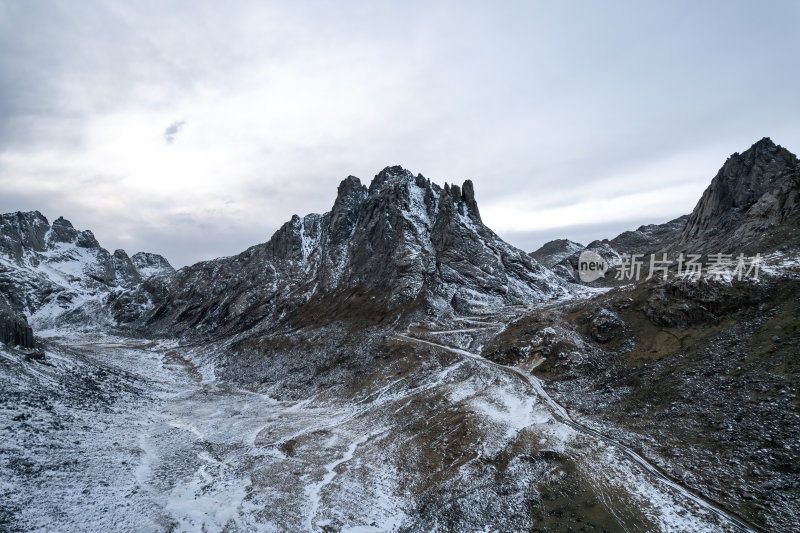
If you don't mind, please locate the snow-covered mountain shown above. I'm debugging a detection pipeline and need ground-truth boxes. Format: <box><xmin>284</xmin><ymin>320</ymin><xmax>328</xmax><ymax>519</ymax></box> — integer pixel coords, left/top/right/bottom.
<box><xmin>1</xmin><ymin>145</ymin><xmax>798</xmax><ymax>532</ymax></box>
<box><xmin>0</xmin><ymin>211</ymin><xmax>173</xmax><ymax>338</ymax></box>
<box><xmin>529</xmin><ymin>238</ymin><xmax>585</xmax><ymax>269</ymax></box>
<box><xmin>113</xmin><ymin>166</ymin><xmax>571</xmax><ymax>338</ymax></box>
<box><xmin>131</xmin><ymin>252</ymin><xmax>175</xmax><ymax>279</ymax></box>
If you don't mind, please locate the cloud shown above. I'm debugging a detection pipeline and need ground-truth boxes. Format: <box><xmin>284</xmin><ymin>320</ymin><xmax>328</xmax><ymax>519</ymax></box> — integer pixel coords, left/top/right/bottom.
<box><xmin>0</xmin><ymin>1</ymin><xmax>799</xmax><ymax>267</ymax></box>
<box><xmin>163</xmin><ymin>121</ymin><xmax>185</xmax><ymax>144</ymax></box>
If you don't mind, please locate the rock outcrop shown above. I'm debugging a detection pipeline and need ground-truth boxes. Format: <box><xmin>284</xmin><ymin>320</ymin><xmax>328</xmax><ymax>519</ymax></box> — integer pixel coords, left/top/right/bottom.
<box><xmin>0</xmin><ymin>292</ymin><xmax>34</xmax><ymax>348</ymax></box>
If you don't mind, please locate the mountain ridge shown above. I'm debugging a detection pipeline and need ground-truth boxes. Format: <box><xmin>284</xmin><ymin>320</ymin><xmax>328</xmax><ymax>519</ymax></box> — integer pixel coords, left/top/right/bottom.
<box><xmin>110</xmin><ymin>166</ymin><xmax>570</xmax><ymax>339</ymax></box>
<box><xmin>4</xmin><ymin>138</ymin><xmax>799</xmax><ymax>345</ymax></box>
<box><xmin>1</xmin><ymin>139</ymin><xmax>798</xmax><ymax>532</ymax></box>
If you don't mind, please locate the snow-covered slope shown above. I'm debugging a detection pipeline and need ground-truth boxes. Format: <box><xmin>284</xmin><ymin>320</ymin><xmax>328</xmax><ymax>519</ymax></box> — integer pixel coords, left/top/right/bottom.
<box><xmin>0</xmin><ymin>314</ymin><xmax>747</xmax><ymax>533</ymax></box>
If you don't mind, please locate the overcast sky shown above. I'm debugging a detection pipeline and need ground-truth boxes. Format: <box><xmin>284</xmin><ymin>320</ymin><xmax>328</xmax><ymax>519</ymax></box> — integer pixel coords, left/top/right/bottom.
<box><xmin>1</xmin><ymin>1</ymin><xmax>799</xmax><ymax>267</ymax></box>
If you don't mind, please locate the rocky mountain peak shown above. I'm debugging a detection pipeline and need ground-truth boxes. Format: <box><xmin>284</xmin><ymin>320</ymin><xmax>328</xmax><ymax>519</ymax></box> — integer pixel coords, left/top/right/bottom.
<box><xmin>461</xmin><ymin>179</ymin><xmax>480</xmax><ymax>221</ymax></box>
<box><xmin>0</xmin><ymin>210</ymin><xmax>179</xmax><ymax>342</ymax></box>
<box><xmin>0</xmin><ymin>211</ymin><xmax>49</xmax><ymax>258</ymax></box>
<box><xmin>52</xmin><ymin>216</ymin><xmax>74</xmax><ymax>229</ymax></box>
<box><xmin>124</xmin><ymin>166</ymin><xmax>569</xmax><ymax>337</ymax></box>
<box><xmin>335</xmin><ymin>175</ymin><xmax>367</xmax><ymax>202</ymax></box>
<box><xmin>329</xmin><ymin>176</ymin><xmax>369</xmax><ymax>240</ymax></box>
<box><xmin>679</xmin><ymin>138</ymin><xmax>800</xmax><ymax>251</ymax></box>
<box><xmin>368</xmin><ymin>165</ymin><xmax>417</xmax><ymax>192</ymax></box>
<box><xmin>440</xmin><ymin>179</ymin><xmax>481</xmax><ymax>223</ymax></box>
<box><xmin>530</xmin><ymin>239</ymin><xmax>585</xmax><ymax>269</ymax></box>
<box><xmin>112</xmin><ymin>249</ymin><xmax>142</xmax><ymax>284</ymax></box>
<box><xmin>48</xmin><ymin>215</ymin><xmax>101</xmax><ymax>249</ymax></box>
<box><xmin>716</xmin><ymin>137</ymin><xmax>796</xmax><ymax>197</ymax></box>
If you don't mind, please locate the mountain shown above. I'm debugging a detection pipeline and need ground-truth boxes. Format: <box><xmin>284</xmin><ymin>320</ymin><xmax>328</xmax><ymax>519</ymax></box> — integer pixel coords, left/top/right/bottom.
<box><xmin>1</xmin><ymin>144</ymin><xmax>798</xmax><ymax>532</ymax></box>
<box><xmin>130</xmin><ymin>252</ymin><xmax>175</xmax><ymax>279</ymax></box>
<box><xmin>530</xmin><ymin>238</ymin><xmax>584</xmax><ymax>269</ymax></box>
<box><xmin>499</xmin><ymin>139</ymin><xmax>800</xmax><ymax>531</ymax></box>
<box><xmin>532</xmin><ymin>138</ymin><xmax>800</xmax><ymax>283</ymax></box>
<box><xmin>609</xmin><ymin>215</ymin><xmax>690</xmax><ymax>255</ymax></box>
<box><xmin>530</xmin><ymin>215</ymin><xmax>688</xmax><ymax>283</ymax></box>
<box><xmin>113</xmin><ymin>166</ymin><xmax>570</xmax><ymax>339</ymax></box>
<box><xmin>0</xmin><ymin>211</ymin><xmax>174</xmax><ymax>343</ymax></box>
<box><xmin>679</xmin><ymin>137</ymin><xmax>800</xmax><ymax>252</ymax></box>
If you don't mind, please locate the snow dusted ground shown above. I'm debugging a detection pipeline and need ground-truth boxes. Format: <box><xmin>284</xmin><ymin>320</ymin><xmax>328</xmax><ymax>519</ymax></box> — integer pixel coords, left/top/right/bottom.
<box><xmin>0</xmin><ymin>335</ymin><xmax>181</xmax><ymax>531</ymax></box>
<box><xmin>2</xmin><ymin>307</ymin><xmax>753</xmax><ymax>532</ymax></box>
<box><xmin>0</xmin><ymin>332</ymin><xmax>404</xmax><ymax>532</ymax></box>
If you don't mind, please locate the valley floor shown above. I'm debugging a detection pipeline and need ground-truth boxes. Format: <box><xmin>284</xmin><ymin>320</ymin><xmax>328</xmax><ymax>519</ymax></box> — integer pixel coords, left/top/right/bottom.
<box><xmin>1</xmin><ymin>309</ymin><xmax>761</xmax><ymax>532</ymax></box>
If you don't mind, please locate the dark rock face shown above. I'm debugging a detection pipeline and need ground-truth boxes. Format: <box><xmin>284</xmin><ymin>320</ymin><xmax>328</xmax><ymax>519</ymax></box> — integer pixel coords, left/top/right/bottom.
<box><xmin>121</xmin><ymin>167</ymin><xmax>569</xmax><ymax>337</ymax></box>
<box><xmin>49</xmin><ymin>216</ymin><xmax>102</xmax><ymax>249</ymax></box>
<box><xmin>679</xmin><ymin>137</ymin><xmax>800</xmax><ymax>252</ymax></box>
<box><xmin>0</xmin><ymin>293</ymin><xmax>34</xmax><ymax>348</ymax></box>
<box><xmin>0</xmin><ymin>211</ymin><xmax>49</xmax><ymax>261</ymax></box>
<box><xmin>112</xmin><ymin>250</ymin><xmax>141</xmax><ymax>285</ymax></box>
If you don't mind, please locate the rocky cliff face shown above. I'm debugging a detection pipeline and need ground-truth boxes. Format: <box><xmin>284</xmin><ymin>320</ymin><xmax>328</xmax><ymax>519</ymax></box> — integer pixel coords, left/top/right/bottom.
<box><xmin>115</xmin><ymin>167</ymin><xmax>570</xmax><ymax>338</ymax></box>
<box><xmin>679</xmin><ymin>137</ymin><xmax>800</xmax><ymax>252</ymax></box>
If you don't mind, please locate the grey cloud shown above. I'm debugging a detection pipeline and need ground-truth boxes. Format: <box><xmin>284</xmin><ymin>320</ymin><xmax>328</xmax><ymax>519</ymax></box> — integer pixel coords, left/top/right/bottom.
<box><xmin>163</xmin><ymin>121</ymin><xmax>185</xmax><ymax>144</ymax></box>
